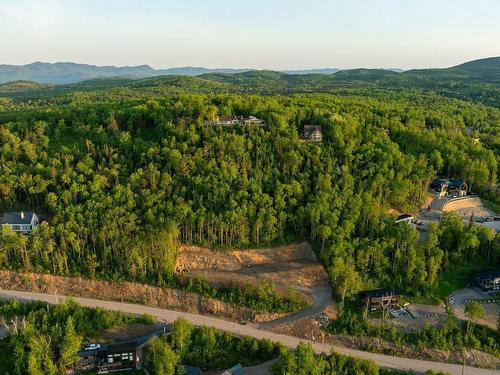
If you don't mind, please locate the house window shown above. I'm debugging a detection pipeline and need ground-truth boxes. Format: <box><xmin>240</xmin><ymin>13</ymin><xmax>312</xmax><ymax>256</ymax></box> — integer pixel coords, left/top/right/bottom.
<box><xmin>107</xmin><ymin>355</ymin><xmax>114</xmax><ymax>363</ymax></box>
<box><xmin>11</xmin><ymin>225</ymin><xmax>21</xmax><ymax>231</ymax></box>
<box><xmin>22</xmin><ymin>225</ymin><xmax>31</xmax><ymax>231</ymax></box>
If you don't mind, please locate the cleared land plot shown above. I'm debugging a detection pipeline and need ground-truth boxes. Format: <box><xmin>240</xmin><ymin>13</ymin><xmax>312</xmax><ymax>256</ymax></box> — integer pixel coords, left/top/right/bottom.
<box><xmin>175</xmin><ymin>242</ymin><xmax>329</xmax><ymax>292</ymax></box>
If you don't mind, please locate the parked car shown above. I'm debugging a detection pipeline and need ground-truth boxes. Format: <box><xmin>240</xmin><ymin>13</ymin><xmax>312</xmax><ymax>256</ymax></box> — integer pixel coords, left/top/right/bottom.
<box><xmin>84</xmin><ymin>344</ymin><xmax>101</xmax><ymax>351</ymax></box>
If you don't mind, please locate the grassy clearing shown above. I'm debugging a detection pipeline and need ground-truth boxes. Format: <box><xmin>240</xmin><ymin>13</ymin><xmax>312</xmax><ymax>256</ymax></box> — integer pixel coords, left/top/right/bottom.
<box><xmin>415</xmin><ymin>263</ymin><xmax>491</xmax><ymax>304</ymax></box>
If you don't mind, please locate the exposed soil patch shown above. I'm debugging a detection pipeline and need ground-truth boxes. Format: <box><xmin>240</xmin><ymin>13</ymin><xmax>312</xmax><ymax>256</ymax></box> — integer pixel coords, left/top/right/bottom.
<box><xmin>176</xmin><ymin>242</ymin><xmax>329</xmax><ymax>294</ymax></box>
<box><xmin>0</xmin><ymin>270</ymin><xmax>254</xmax><ymax>321</ymax></box>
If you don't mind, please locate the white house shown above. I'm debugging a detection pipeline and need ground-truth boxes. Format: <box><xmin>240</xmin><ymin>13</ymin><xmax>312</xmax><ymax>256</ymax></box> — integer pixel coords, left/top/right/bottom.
<box><xmin>302</xmin><ymin>125</ymin><xmax>323</xmax><ymax>142</ymax></box>
<box><xmin>0</xmin><ymin>211</ymin><xmax>39</xmax><ymax>234</ymax></box>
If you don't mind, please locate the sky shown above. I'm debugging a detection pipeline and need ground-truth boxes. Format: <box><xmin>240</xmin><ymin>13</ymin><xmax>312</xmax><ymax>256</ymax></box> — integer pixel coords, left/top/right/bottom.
<box><xmin>1</xmin><ymin>0</ymin><xmax>499</xmax><ymax>70</ymax></box>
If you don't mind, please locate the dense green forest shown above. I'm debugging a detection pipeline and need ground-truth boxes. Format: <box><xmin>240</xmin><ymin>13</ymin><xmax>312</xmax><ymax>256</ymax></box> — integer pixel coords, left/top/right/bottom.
<box><xmin>0</xmin><ymin>301</ymin><xmax>410</xmax><ymax>375</ymax></box>
<box><xmin>270</xmin><ymin>342</ymin><xmax>447</xmax><ymax>375</ymax></box>
<box><xmin>329</xmin><ymin>305</ymin><xmax>499</xmax><ymax>356</ymax></box>
<box><xmin>0</xmin><ymin>299</ymin><xmax>153</xmax><ymax>374</ymax></box>
<box><xmin>0</xmin><ymin>71</ymin><xmax>499</xmax><ymax>305</ymax></box>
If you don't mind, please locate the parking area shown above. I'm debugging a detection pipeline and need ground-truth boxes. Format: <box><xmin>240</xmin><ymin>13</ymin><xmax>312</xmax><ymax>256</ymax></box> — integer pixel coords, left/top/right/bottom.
<box><xmin>448</xmin><ymin>288</ymin><xmax>499</xmax><ymax>330</ymax></box>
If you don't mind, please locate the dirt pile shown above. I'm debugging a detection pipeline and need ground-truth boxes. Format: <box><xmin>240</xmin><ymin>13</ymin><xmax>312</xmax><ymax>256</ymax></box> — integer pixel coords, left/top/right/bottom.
<box><xmin>0</xmin><ymin>270</ymin><xmax>253</xmax><ymax>321</ymax></box>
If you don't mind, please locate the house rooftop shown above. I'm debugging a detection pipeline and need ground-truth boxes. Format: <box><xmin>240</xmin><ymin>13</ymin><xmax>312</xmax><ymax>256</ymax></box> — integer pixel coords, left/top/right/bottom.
<box><xmin>184</xmin><ymin>366</ymin><xmax>202</xmax><ymax>375</ymax></box>
<box><xmin>77</xmin><ymin>323</ymin><xmax>172</xmax><ymax>357</ymax></box>
<box><xmin>0</xmin><ymin>211</ymin><xmax>35</xmax><ymax>225</ymax></box>
<box><xmin>475</xmin><ymin>270</ymin><xmax>500</xmax><ymax>280</ymax></box>
<box><xmin>448</xmin><ymin>178</ymin><xmax>466</xmax><ymax>188</ymax></box>
<box><xmin>222</xmin><ymin>364</ymin><xmax>245</xmax><ymax>375</ymax></box>
<box><xmin>396</xmin><ymin>214</ymin><xmax>413</xmax><ymax>221</ymax></box>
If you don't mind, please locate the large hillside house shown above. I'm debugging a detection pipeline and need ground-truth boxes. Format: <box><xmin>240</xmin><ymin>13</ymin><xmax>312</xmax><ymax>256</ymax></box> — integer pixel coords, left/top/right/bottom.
<box><xmin>301</xmin><ymin>125</ymin><xmax>323</xmax><ymax>142</ymax></box>
<box><xmin>0</xmin><ymin>211</ymin><xmax>39</xmax><ymax>234</ymax></box>
<box><xmin>205</xmin><ymin>115</ymin><xmax>265</xmax><ymax>127</ymax></box>
<box><xmin>473</xmin><ymin>271</ymin><xmax>500</xmax><ymax>293</ymax></box>
<box><xmin>430</xmin><ymin>178</ymin><xmax>468</xmax><ymax>198</ymax></box>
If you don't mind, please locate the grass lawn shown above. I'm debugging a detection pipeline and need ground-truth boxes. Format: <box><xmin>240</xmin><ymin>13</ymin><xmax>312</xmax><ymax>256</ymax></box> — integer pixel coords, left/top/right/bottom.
<box><xmin>418</xmin><ymin>263</ymin><xmax>492</xmax><ymax>304</ymax></box>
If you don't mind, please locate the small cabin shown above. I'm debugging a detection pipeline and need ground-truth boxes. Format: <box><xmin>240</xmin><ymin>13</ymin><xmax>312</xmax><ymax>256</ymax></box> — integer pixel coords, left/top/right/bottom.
<box><xmin>361</xmin><ymin>289</ymin><xmax>400</xmax><ymax>311</ymax></box>
<box><xmin>0</xmin><ymin>211</ymin><xmax>39</xmax><ymax>234</ymax></box>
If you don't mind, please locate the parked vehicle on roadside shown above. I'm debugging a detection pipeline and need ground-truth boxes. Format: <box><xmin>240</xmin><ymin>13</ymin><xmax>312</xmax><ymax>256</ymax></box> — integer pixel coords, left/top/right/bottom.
<box><xmin>84</xmin><ymin>343</ymin><xmax>101</xmax><ymax>351</ymax></box>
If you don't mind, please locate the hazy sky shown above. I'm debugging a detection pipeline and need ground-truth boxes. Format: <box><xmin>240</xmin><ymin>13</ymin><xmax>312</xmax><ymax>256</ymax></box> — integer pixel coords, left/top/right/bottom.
<box><xmin>1</xmin><ymin>0</ymin><xmax>499</xmax><ymax>70</ymax></box>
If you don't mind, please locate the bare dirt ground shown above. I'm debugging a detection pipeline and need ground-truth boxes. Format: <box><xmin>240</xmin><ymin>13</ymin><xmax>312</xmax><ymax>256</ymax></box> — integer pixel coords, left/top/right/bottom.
<box><xmin>176</xmin><ymin>242</ymin><xmax>334</xmax><ymax>325</ymax></box>
<box><xmin>267</xmin><ymin>316</ymin><xmax>500</xmax><ymax>369</ymax></box>
<box><xmin>176</xmin><ymin>242</ymin><xmax>329</xmax><ymax>292</ymax></box>
<box><xmin>0</xmin><ymin>270</ymin><xmax>254</xmax><ymax>321</ymax></box>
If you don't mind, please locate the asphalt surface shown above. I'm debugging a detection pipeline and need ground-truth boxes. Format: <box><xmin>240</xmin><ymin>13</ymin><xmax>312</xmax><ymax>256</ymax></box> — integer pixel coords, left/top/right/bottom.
<box><xmin>448</xmin><ymin>288</ymin><xmax>499</xmax><ymax>330</ymax></box>
<box><xmin>0</xmin><ymin>289</ymin><xmax>498</xmax><ymax>374</ymax></box>
<box><xmin>258</xmin><ymin>285</ymin><xmax>332</xmax><ymax>329</ymax></box>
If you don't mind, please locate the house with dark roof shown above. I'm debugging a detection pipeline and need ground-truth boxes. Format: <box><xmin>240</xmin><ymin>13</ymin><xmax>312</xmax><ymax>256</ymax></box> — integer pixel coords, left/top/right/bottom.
<box><xmin>361</xmin><ymin>289</ymin><xmax>400</xmax><ymax>311</ymax></box>
<box><xmin>77</xmin><ymin>324</ymin><xmax>171</xmax><ymax>372</ymax></box>
<box><xmin>430</xmin><ymin>178</ymin><xmax>468</xmax><ymax>198</ymax></box>
<box><xmin>0</xmin><ymin>211</ymin><xmax>39</xmax><ymax>234</ymax></box>
<box><xmin>301</xmin><ymin>125</ymin><xmax>323</xmax><ymax>142</ymax></box>
<box><xmin>448</xmin><ymin>179</ymin><xmax>468</xmax><ymax>197</ymax></box>
<box><xmin>221</xmin><ymin>363</ymin><xmax>245</xmax><ymax>375</ymax></box>
<box><xmin>473</xmin><ymin>270</ymin><xmax>500</xmax><ymax>293</ymax></box>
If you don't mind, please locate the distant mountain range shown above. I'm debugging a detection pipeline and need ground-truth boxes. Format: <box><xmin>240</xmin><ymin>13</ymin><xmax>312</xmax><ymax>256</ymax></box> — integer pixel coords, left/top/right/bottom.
<box><xmin>0</xmin><ymin>62</ymin><xmax>251</xmax><ymax>84</ymax></box>
<box><xmin>0</xmin><ymin>62</ymin><xmax>407</xmax><ymax>84</ymax></box>
<box><xmin>0</xmin><ymin>57</ymin><xmax>498</xmax><ymax>107</ymax></box>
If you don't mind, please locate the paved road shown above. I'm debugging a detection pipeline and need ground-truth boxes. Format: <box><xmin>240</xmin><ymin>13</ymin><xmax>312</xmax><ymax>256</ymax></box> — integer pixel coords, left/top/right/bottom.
<box><xmin>0</xmin><ymin>289</ymin><xmax>498</xmax><ymax>375</ymax></box>
<box><xmin>258</xmin><ymin>285</ymin><xmax>332</xmax><ymax>329</ymax></box>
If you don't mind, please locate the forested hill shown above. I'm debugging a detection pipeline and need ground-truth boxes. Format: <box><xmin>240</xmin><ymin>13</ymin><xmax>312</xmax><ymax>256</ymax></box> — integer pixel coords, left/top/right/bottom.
<box><xmin>0</xmin><ymin>62</ymin><xmax>254</xmax><ymax>84</ymax></box>
<box><xmin>1</xmin><ymin>57</ymin><xmax>498</xmax><ymax>107</ymax></box>
<box><xmin>405</xmin><ymin>56</ymin><xmax>500</xmax><ymax>83</ymax></box>
<box><xmin>0</xmin><ymin>90</ymin><xmax>499</xmax><ymax>301</ymax></box>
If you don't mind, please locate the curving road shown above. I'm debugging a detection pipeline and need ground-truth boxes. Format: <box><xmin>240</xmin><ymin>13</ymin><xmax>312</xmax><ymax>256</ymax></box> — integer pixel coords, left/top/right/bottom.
<box><xmin>258</xmin><ymin>285</ymin><xmax>332</xmax><ymax>329</ymax></box>
<box><xmin>0</xmin><ymin>289</ymin><xmax>498</xmax><ymax>375</ymax></box>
